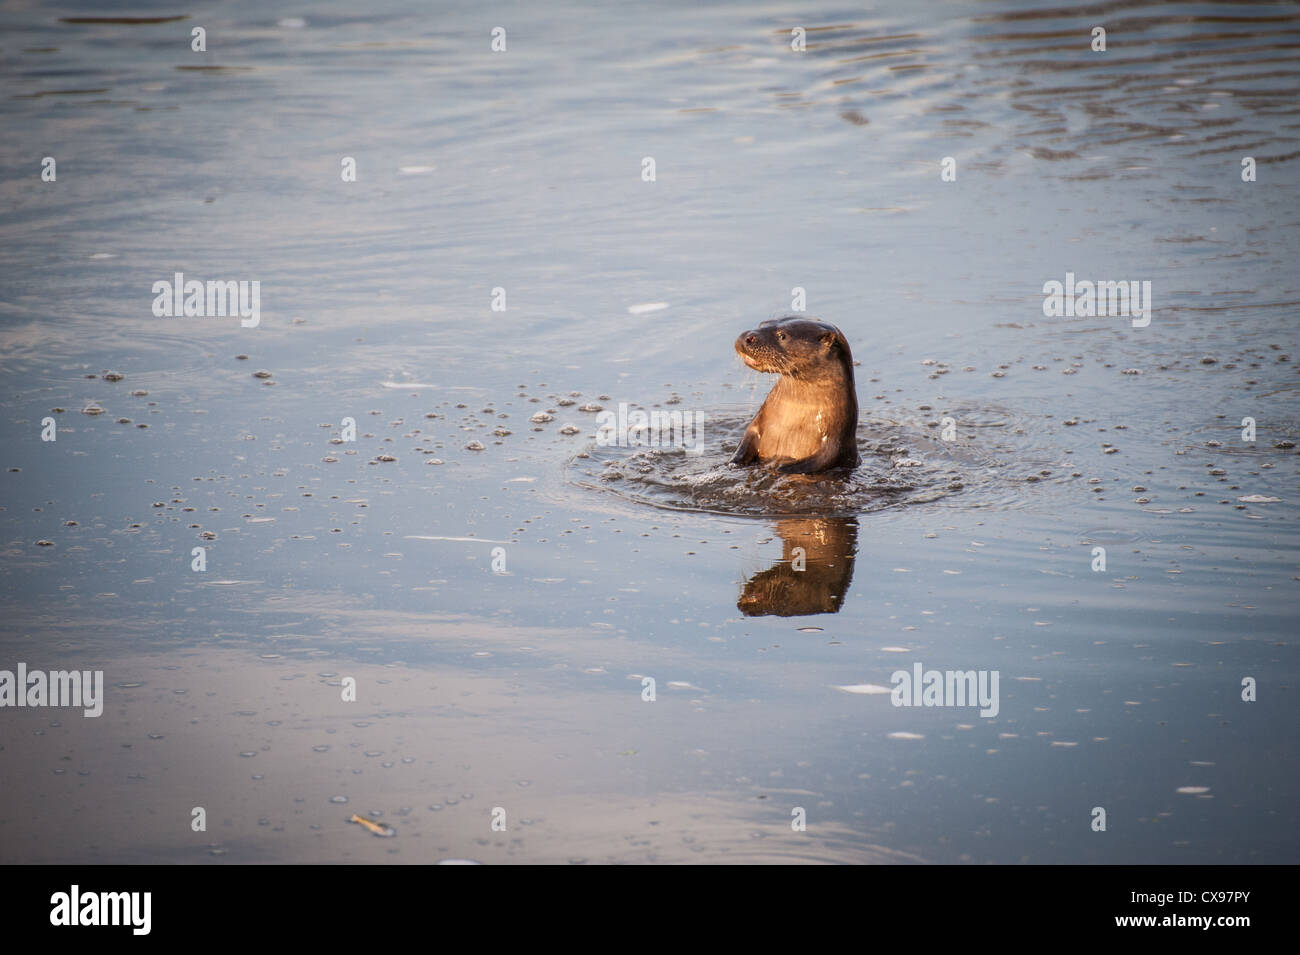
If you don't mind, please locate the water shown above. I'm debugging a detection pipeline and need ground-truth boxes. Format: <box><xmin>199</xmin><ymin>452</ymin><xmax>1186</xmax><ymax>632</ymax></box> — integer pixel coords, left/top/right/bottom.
<box><xmin>1</xmin><ymin>1</ymin><xmax>1297</xmax><ymax>863</ymax></box>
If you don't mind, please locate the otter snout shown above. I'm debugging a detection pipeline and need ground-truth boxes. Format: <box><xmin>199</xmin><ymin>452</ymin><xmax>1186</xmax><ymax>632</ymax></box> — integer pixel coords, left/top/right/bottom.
<box><xmin>733</xmin><ymin>330</ymin><xmax>769</xmax><ymax>371</ymax></box>
<box><xmin>735</xmin><ymin>330</ymin><xmax>766</xmax><ymax>370</ymax></box>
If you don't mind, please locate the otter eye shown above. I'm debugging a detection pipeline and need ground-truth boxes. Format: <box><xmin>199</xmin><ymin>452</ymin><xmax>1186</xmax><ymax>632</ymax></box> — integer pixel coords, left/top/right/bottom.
<box><xmin>777</xmin><ymin>332</ymin><xmax>786</xmax><ymax>341</ymax></box>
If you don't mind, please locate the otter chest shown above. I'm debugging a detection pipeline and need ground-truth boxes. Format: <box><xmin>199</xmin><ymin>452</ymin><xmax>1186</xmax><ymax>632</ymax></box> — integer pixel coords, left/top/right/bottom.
<box><xmin>756</xmin><ymin>396</ymin><xmax>832</xmax><ymax>462</ymax></box>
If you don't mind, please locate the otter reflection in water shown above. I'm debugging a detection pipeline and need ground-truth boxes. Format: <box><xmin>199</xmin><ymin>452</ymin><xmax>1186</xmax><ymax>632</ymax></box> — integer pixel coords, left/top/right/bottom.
<box><xmin>738</xmin><ymin>517</ymin><xmax>859</xmax><ymax>617</ymax></box>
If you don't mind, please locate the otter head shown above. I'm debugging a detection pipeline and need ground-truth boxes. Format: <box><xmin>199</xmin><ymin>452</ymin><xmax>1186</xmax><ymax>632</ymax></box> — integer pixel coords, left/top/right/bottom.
<box><xmin>734</xmin><ymin>316</ymin><xmax>853</xmax><ymax>380</ymax></box>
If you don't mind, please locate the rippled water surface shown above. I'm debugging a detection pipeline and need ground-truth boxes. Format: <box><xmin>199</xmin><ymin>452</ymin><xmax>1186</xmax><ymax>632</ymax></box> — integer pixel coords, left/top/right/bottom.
<box><xmin>1</xmin><ymin>0</ymin><xmax>1297</xmax><ymax>864</ymax></box>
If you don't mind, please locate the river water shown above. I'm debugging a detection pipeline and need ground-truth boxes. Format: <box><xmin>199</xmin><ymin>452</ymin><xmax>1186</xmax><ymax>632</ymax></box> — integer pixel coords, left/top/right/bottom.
<box><xmin>1</xmin><ymin>1</ymin><xmax>1297</xmax><ymax>863</ymax></box>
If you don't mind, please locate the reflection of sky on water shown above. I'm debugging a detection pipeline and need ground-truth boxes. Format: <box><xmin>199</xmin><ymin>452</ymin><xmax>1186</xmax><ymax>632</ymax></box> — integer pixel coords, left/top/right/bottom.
<box><xmin>0</xmin><ymin>1</ymin><xmax>1296</xmax><ymax>862</ymax></box>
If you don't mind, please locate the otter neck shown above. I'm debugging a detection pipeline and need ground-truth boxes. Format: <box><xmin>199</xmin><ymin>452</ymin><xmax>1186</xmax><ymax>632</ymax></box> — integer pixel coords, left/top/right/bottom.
<box><xmin>774</xmin><ymin>363</ymin><xmax>850</xmax><ymax>393</ymax></box>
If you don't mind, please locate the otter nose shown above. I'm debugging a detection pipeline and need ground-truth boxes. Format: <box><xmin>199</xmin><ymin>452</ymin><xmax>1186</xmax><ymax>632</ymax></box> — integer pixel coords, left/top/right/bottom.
<box><xmin>744</xmin><ymin>334</ymin><xmax>757</xmax><ymax>345</ymax></box>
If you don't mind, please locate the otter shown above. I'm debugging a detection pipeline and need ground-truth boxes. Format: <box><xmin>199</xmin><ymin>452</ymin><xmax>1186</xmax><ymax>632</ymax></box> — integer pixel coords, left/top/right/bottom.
<box><xmin>730</xmin><ymin>316</ymin><xmax>860</xmax><ymax>474</ymax></box>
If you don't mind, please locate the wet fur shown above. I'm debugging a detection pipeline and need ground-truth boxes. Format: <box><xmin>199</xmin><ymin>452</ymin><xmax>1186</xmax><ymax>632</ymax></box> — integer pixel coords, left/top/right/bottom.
<box><xmin>731</xmin><ymin>316</ymin><xmax>861</xmax><ymax>474</ymax></box>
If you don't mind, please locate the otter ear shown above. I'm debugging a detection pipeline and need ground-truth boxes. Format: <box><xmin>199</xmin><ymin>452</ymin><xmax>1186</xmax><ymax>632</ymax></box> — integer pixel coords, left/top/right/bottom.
<box><xmin>820</xmin><ymin>331</ymin><xmax>838</xmax><ymax>351</ymax></box>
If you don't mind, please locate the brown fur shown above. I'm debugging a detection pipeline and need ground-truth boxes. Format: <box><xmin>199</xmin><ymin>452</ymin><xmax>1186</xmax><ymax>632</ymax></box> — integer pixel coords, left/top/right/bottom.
<box><xmin>737</xmin><ymin>518</ymin><xmax>858</xmax><ymax>616</ymax></box>
<box><xmin>731</xmin><ymin>316</ymin><xmax>860</xmax><ymax>474</ymax></box>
